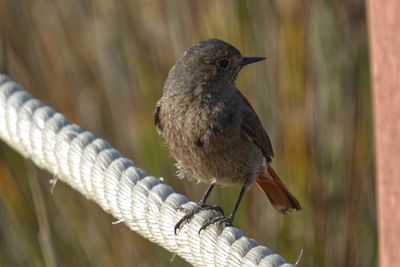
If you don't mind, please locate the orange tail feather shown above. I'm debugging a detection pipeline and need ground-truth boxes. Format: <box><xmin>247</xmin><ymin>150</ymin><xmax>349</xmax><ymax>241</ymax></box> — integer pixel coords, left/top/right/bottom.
<box><xmin>256</xmin><ymin>165</ymin><xmax>301</xmax><ymax>213</ymax></box>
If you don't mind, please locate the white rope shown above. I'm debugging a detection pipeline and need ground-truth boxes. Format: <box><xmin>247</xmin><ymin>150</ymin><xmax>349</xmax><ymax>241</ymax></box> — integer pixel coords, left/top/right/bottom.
<box><xmin>0</xmin><ymin>74</ymin><xmax>295</xmax><ymax>267</ymax></box>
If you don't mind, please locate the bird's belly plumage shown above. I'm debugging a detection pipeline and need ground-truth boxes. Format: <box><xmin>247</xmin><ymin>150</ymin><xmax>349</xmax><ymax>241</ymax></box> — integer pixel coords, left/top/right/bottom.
<box><xmin>160</xmin><ymin>96</ymin><xmax>263</xmax><ymax>185</ymax></box>
<box><xmin>180</xmin><ymin>137</ymin><xmax>263</xmax><ymax>185</ymax></box>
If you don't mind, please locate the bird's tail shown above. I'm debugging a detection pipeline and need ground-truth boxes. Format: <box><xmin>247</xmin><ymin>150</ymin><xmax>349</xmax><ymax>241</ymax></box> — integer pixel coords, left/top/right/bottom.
<box><xmin>256</xmin><ymin>164</ymin><xmax>301</xmax><ymax>213</ymax></box>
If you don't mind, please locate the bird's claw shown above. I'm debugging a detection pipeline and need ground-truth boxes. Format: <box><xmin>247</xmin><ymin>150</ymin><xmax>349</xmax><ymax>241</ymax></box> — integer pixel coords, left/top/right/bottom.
<box><xmin>174</xmin><ymin>204</ymin><xmax>224</xmax><ymax>235</ymax></box>
<box><xmin>198</xmin><ymin>214</ymin><xmax>234</xmax><ymax>234</ymax></box>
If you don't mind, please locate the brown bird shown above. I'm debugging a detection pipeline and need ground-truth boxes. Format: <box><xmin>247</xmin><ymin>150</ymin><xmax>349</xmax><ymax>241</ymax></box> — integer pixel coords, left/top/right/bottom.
<box><xmin>154</xmin><ymin>39</ymin><xmax>301</xmax><ymax>234</ymax></box>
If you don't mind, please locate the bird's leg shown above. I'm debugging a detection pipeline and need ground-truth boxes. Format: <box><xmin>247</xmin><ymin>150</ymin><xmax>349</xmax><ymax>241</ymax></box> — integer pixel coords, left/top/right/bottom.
<box><xmin>174</xmin><ymin>183</ymin><xmax>223</xmax><ymax>234</ymax></box>
<box><xmin>198</xmin><ymin>182</ymin><xmax>215</xmax><ymax>205</ymax></box>
<box><xmin>198</xmin><ymin>180</ymin><xmax>249</xmax><ymax>234</ymax></box>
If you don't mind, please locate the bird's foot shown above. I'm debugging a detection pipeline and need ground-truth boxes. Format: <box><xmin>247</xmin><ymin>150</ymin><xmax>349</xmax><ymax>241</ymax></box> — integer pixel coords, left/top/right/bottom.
<box><xmin>174</xmin><ymin>204</ymin><xmax>224</xmax><ymax>235</ymax></box>
<box><xmin>198</xmin><ymin>214</ymin><xmax>234</xmax><ymax>234</ymax></box>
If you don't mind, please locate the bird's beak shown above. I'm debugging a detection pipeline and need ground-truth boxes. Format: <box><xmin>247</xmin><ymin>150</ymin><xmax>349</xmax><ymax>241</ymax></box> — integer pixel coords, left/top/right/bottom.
<box><xmin>240</xmin><ymin>56</ymin><xmax>266</xmax><ymax>67</ymax></box>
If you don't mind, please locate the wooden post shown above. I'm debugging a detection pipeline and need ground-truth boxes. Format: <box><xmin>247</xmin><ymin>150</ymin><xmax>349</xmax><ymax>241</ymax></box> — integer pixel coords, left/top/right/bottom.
<box><xmin>367</xmin><ymin>1</ymin><xmax>400</xmax><ymax>266</ymax></box>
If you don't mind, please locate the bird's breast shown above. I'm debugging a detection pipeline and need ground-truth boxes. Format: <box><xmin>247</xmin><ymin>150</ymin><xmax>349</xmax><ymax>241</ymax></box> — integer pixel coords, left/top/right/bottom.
<box><xmin>161</xmin><ymin>93</ymin><xmax>241</xmax><ymax>151</ymax></box>
<box><xmin>159</xmin><ymin>91</ymin><xmax>261</xmax><ymax>184</ymax></box>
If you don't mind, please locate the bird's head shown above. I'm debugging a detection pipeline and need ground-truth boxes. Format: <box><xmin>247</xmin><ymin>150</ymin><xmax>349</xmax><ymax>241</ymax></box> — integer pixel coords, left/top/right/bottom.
<box><xmin>164</xmin><ymin>39</ymin><xmax>265</xmax><ymax>94</ymax></box>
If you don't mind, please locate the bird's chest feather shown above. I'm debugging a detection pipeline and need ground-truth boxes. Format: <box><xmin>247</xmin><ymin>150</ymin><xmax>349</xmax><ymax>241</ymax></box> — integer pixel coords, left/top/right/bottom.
<box><xmin>162</xmin><ymin>94</ymin><xmax>241</xmax><ymax>157</ymax></box>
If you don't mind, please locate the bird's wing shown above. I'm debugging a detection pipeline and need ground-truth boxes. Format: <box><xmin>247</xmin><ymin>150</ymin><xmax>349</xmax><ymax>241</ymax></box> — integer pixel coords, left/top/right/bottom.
<box><xmin>238</xmin><ymin>90</ymin><xmax>274</xmax><ymax>161</ymax></box>
<box><xmin>153</xmin><ymin>100</ymin><xmax>163</xmax><ymax>132</ymax></box>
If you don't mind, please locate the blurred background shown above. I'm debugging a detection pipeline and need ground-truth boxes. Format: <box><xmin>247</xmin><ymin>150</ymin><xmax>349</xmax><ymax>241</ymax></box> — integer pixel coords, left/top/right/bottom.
<box><xmin>0</xmin><ymin>0</ymin><xmax>376</xmax><ymax>266</ymax></box>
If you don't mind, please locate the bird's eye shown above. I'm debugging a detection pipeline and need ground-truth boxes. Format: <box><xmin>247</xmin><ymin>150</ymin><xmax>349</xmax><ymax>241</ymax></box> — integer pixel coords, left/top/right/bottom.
<box><xmin>216</xmin><ymin>59</ymin><xmax>230</xmax><ymax>69</ymax></box>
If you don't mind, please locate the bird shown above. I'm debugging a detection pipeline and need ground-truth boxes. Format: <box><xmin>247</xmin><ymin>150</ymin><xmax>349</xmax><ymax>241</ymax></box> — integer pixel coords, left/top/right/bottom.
<box><xmin>154</xmin><ymin>39</ymin><xmax>301</xmax><ymax>234</ymax></box>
